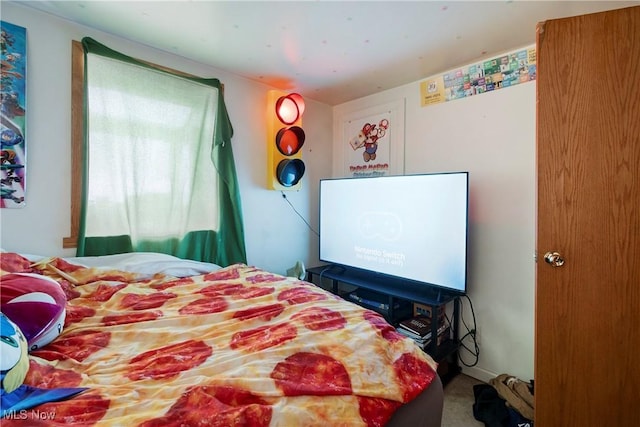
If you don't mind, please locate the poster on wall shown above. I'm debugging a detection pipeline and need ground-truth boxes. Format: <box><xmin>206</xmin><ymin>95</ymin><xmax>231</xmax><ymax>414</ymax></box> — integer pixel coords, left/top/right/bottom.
<box><xmin>1</xmin><ymin>20</ymin><xmax>27</xmax><ymax>208</ymax></box>
<box><xmin>420</xmin><ymin>46</ymin><xmax>536</xmax><ymax>107</ymax></box>
<box><xmin>339</xmin><ymin>101</ymin><xmax>405</xmax><ymax>178</ymax></box>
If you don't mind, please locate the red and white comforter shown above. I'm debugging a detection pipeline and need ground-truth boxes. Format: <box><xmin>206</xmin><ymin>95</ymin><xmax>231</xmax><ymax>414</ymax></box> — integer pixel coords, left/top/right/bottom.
<box><xmin>1</xmin><ymin>255</ymin><xmax>437</xmax><ymax>426</ymax></box>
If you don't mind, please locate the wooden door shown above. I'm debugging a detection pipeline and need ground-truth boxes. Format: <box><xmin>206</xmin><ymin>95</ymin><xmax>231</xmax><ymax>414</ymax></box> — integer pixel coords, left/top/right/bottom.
<box><xmin>536</xmin><ymin>6</ymin><xmax>640</xmax><ymax>426</ymax></box>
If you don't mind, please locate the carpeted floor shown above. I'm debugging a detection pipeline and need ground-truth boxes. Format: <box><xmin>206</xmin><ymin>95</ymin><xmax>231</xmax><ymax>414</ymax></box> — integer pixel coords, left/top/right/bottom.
<box><xmin>441</xmin><ymin>374</ymin><xmax>485</xmax><ymax>426</ymax></box>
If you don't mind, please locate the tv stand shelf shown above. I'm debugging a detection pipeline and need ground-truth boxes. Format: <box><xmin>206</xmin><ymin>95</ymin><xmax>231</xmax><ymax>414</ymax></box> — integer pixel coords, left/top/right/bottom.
<box><xmin>306</xmin><ymin>265</ymin><xmax>462</xmax><ymax>377</ymax></box>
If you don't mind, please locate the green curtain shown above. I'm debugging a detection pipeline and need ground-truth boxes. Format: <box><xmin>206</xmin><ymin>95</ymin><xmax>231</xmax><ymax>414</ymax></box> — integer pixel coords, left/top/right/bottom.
<box><xmin>77</xmin><ymin>37</ymin><xmax>246</xmax><ymax>265</ymax></box>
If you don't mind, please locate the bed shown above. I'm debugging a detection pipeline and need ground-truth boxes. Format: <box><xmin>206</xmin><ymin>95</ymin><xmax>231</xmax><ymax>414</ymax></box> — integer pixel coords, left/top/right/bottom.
<box><xmin>0</xmin><ymin>251</ymin><xmax>443</xmax><ymax>426</ymax></box>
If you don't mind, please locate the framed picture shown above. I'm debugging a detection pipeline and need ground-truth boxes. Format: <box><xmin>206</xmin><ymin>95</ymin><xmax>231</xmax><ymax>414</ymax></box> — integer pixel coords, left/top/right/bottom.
<box><xmin>333</xmin><ymin>100</ymin><xmax>405</xmax><ymax>178</ymax></box>
<box><xmin>1</xmin><ymin>20</ymin><xmax>27</xmax><ymax>208</ymax></box>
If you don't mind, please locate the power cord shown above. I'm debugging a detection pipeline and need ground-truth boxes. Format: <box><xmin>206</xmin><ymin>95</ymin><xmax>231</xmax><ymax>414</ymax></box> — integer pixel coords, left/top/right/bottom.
<box><xmin>280</xmin><ymin>191</ymin><xmax>319</xmax><ymax>237</ymax></box>
<box><xmin>457</xmin><ymin>294</ymin><xmax>480</xmax><ymax>367</ymax></box>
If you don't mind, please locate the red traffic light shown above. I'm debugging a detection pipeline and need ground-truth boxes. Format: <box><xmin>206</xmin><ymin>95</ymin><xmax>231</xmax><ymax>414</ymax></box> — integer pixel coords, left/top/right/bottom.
<box><xmin>275</xmin><ymin>93</ymin><xmax>305</xmax><ymax>125</ymax></box>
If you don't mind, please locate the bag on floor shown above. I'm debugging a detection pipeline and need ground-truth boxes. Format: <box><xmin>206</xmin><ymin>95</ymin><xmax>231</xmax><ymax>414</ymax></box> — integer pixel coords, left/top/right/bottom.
<box><xmin>489</xmin><ymin>374</ymin><xmax>534</xmax><ymax>425</ymax></box>
<box><xmin>473</xmin><ymin>380</ymin><xmax>534</xmax><ymax>427</ymax></box>
<box><xmin>472</xmin><ymin>383</ymin><xmax>509</xmax><ymax>427</ymax></box>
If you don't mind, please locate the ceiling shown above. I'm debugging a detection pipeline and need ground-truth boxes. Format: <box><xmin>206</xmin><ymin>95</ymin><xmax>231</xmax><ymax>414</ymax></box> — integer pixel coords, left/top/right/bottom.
<box><xmin>11</xmin><ymin>0</ymin><xmax>639</xmax><ymax>105</ymax></box>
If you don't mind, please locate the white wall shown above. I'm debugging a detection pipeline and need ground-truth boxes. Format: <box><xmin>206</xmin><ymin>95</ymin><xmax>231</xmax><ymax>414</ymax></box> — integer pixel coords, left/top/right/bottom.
<box><xmin>333</xmin><ymin>62</ymin><xmax>536</xmax><ymax>382</ymax></box>
<box><xmin>0</xmin><ymin>3</ymin><xmax>333</xmax><ymax>276</ymax></box>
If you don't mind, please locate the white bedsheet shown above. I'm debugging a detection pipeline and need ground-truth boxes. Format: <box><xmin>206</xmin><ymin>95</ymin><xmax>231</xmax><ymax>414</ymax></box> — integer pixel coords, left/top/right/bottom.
<box><xmin>12</xmin><ymin>251</ymin><xmax>221</xmax><ymax>278</ymax></box>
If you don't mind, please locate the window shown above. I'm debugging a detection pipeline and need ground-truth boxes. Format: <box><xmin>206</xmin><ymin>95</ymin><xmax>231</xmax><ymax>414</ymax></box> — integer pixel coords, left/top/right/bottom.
<box><xmin>64</xmin><ymin>39</ymin><xmax>246</xmax><ymax>265</ymax></box>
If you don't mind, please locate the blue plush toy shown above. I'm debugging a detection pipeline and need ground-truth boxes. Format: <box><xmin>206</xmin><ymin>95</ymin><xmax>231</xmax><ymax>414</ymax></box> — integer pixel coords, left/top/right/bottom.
<box><xmin>1</xmin><ymin>312</ymin><xmax>87</xmax><ymax>419</ymax></box>
<box><xmin>0</xmin><ymin>312</ymin><xmax>29</xmax><ymax>395</ymax></box>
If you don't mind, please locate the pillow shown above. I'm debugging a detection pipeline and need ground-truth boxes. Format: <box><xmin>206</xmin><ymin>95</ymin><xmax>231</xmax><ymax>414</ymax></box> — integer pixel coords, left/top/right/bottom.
<box><xmin>64</xmin><ymin>252</ymin><xmax>221</xmax><ymax>278</ymax></box>
<box><xmin>0</xmin><ymin>273</ymin><xmax>67</xmax><ymax>351</ymax></box>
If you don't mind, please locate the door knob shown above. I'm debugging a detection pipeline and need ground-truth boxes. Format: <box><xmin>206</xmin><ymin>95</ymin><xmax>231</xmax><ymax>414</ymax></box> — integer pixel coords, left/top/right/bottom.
<box><xmin>544</xmin><ymin>251</ymin><xmax>565</xmax><ymax>267</ymax></box>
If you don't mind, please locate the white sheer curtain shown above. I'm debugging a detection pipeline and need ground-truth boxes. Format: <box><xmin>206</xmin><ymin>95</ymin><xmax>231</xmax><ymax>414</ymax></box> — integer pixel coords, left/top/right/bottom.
<box><xmin>85</xmin><ymin>54</ymin><xmax>219</xmax><ymax>243</ymax></box>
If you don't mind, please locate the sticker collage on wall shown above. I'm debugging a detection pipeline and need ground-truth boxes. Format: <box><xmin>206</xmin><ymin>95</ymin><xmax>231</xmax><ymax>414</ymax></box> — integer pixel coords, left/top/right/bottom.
<box><xmin>1</xmin><ymin>20</ymin><xmax>27</xmax><ymax>208</ymax></box>
<box><xmin>420</xmin><ymin>47</ymin><xmax>537</xmax><ymax>107</ymax></box>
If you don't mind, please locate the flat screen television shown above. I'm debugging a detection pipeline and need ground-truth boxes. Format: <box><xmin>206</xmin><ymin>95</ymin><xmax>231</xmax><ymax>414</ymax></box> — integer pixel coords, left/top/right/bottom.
<box><xmin>319</xmin><ymin>172</ymin><xmax>469</xmax><ymax>294</ymax></box>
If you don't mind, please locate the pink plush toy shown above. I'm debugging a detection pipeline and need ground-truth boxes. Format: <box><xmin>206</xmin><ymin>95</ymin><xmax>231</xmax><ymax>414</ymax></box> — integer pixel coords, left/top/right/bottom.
<box><xmin>0</xmin><ymin>273</ymin><xmax>67</xmax><ymax>351</ymax></box>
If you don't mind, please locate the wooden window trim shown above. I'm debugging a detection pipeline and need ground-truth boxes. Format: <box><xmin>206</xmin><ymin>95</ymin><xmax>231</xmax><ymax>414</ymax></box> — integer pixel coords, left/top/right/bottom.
<box><xmin>62</xmin><ymin>40</ymin><xmax>83</xmax><ymax>248</ymax></box>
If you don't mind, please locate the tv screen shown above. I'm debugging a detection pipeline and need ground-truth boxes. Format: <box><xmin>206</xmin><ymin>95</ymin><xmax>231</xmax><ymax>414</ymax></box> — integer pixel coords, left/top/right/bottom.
<box><xmin>319</xmin><ymin>172</ymin><xmax>469</xmax><ymax>294</ymax></box>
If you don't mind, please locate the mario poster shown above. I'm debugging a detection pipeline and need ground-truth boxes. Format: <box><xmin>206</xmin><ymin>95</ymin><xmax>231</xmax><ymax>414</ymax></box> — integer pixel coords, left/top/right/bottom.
<box><xmin>345</xmin><ymin>111</ymin><xmax>391</xmax><ymax>178</ymax></box>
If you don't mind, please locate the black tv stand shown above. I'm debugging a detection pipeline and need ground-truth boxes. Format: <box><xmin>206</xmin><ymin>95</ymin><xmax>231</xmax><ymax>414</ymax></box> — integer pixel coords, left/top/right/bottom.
<box><xmin>306</xmin><ymin>265</ymin><xmax>462</xmax><ymax>381</ymax></box>
<box><xmin>307</xmin><ymin>264</ymin><xmax>459</xmax><ymax>306</ymax></box>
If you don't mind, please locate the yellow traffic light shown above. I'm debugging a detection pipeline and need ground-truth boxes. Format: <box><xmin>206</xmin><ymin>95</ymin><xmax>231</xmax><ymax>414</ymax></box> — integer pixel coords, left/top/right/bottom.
<box><xmin>267</xmin><ymin>90</ymin><xmax>305</xmax><ymax>190</ymax></box>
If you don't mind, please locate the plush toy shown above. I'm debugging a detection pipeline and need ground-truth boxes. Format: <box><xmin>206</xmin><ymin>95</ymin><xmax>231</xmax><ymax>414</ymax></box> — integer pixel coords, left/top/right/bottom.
<box><xmin>0</xmin><ymin>273</ymin><xmax>66</xmax><ymax>351</ymax></box>
<box><xmin>1</xmin><ymin>273</ymin><xmax>87</xmax><ymax>419</ymax></box>
<box><xmin>0</xmin><ymin>312</ymin><xmax>29</xmax><ymax>395</ymax></box>
<box><xmin>0</xmin><ymin>312</ymin><xmax>87</xmax><ymax>418</ymax></box>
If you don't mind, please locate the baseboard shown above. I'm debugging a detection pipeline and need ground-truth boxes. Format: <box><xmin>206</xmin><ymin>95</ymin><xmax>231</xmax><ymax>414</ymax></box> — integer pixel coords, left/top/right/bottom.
<box><xmin>460</xmin><ymin>365</ymin><xmax>498</xmax><ymax>383</ymax></box>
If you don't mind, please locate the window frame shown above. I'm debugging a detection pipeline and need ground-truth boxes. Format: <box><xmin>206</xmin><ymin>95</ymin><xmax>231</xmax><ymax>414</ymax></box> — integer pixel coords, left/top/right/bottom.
<box><xmin>63</xmin><ymin>40</ymin><xmax>217</xmax><ymax>248</ymax></box>
<box><xmin>62</xmin><ymin>40</ymin><xmax>84</xmax><ymax>248</ymax></box>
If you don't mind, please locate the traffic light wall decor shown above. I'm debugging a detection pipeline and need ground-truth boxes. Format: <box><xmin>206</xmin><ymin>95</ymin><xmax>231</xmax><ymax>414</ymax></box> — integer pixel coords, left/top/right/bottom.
<box><xmin>267</xmin><ymin>90</ymin><xmax>306</xmax><ymax>190</ymax></box>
